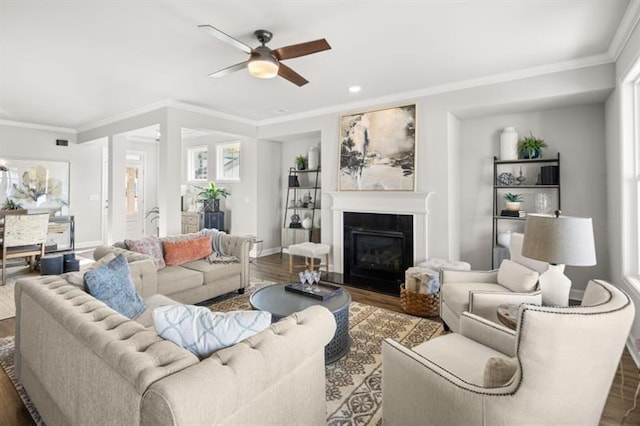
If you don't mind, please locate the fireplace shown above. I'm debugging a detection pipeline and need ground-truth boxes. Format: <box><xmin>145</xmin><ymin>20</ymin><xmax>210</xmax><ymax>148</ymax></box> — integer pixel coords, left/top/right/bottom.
<box><xmin>343</xmin><ymin>212</ymin><xmax>413</xmax><ymax>295</ymax></box>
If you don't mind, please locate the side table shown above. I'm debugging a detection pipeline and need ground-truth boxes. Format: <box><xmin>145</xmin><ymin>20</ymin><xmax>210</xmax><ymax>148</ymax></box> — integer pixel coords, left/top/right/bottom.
<box><xmin>496</xmin><ymin>303</ymin><xmax>519</xmax><ymax>330</ymax></box>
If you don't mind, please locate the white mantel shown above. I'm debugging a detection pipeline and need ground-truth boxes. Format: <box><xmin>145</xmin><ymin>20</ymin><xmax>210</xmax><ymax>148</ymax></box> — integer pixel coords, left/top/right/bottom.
<box><xmin>326</xmin><ymin>191</ymin><xmax>434</xmax><ymax>274</ymax></box>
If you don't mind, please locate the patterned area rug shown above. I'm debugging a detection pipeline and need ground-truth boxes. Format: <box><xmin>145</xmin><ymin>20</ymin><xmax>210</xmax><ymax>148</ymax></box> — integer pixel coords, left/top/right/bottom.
<box><xmin>0</xmin><ymin>254</ymin><xmax>95</xmax><ymax>321</ymax></box>
<box><xmin>0</xmin><ymin>264</ymin><xmax>40</xmax><ymax>321</ymax></box>
<box><xmin>0</xmin><ymin>286</ymin><xmax>443</xmax><ymax>425</ymax></box>
<box><xmin>0</xmin><ymin>336</ymin><xmax>45</xmax><ymax>425</ymax></box>
<box><xmin>208</xmin><ymin>289</ymin><xmax>444</xmax><ymax>425</ymax></box>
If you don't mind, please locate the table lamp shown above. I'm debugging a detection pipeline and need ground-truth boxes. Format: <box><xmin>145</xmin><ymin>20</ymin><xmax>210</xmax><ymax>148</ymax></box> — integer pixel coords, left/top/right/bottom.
<box><xmin>522</xmin><ymin>211</ymin><xmax>596</xmax><ymax>306</ymax></box>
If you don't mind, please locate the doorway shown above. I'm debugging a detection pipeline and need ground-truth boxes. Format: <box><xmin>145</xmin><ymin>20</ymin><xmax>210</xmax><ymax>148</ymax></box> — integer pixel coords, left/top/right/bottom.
<box><xmin>125</xmin><ymin>151</ymin><xmax>145</xmax><ymax>239</ymax></box>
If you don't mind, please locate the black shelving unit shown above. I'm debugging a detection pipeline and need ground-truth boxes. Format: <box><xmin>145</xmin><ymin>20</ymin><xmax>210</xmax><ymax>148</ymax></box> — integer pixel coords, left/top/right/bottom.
<box><xmin>281</xmin><ymin>167</ymin><xmax>321</xmax><ymax>253</ymax></box>
<box><xmin>492</xmin><ymin>153</ymin><xmax>561</xmax><ymax>267</ymax></box>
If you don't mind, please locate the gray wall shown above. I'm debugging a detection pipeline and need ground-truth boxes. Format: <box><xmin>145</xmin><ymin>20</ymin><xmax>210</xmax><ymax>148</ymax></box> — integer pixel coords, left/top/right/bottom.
<box><xmin>459</xmin><ymin>104</ymin><xmax>608</xmax><ymax>292</ymax></box>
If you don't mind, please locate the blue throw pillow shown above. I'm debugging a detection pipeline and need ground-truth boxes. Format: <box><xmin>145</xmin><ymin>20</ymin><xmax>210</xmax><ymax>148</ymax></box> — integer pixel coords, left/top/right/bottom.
<box><xmin>85</xmin><ymin>254</ymin><xmax>146</xmax><ymax>319</ymax></box>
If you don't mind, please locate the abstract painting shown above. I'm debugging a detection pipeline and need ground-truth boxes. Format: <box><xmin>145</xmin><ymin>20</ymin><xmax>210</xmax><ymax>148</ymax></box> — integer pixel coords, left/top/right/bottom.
<box><xmin>339</xmin><ymin>104</ymin><xmax>416</xmax><ymax>191</ymax></box>
<box><xmin>0</xmin><ymin>158</ymin><xmax>70</xmax><ymax>214</ymax></box>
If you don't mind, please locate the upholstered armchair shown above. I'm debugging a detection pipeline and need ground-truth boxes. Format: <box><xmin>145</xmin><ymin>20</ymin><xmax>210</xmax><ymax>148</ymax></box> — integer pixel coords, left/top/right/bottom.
<box><xmin>382</xmin><ymin>279</ymin><xmax>634</xmax><ymax>426</ymax></box>
<box><xmin>1</xmin><ymin>213</ymin><xmax>49</xmax><ymax>285</ymax></box>
<box><xmin>440</xmin><ymin>232</ymin><xmax>553</xmax><ymax>331</ymax></box>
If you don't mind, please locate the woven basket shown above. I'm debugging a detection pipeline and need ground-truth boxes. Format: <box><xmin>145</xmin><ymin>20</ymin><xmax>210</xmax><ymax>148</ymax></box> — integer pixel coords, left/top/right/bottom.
<box><xmin>400</xmin><ymin>284</ymin><xmax>440</xmax><ymax>317</ymax></box>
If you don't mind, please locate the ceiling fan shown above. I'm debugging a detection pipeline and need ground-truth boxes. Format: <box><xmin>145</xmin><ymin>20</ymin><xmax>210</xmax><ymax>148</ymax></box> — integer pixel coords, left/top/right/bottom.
<box><xmin>198</xmin><ymin>24</ymin><xmax>331</xmax><ymax>86</ymax></box>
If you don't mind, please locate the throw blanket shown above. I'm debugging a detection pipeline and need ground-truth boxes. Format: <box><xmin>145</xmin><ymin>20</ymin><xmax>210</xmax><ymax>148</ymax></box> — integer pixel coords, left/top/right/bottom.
<box><xmin>207</xmin><ymin>229</ymin><xmax>238</xmax><ymax>264</ymax></box>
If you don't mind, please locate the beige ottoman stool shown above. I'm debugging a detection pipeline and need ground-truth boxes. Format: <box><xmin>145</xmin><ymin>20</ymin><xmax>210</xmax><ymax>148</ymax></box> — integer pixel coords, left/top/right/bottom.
<box><xmin>288</xmin><ymin>242</ymin><xmax>331</xmax><ymax>273</ymax></box>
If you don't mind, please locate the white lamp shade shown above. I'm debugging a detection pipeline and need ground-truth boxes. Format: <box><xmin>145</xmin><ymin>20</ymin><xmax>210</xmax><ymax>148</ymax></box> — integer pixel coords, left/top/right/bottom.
<box><xmin>522</xmin><ymin>214</ymin><xmax>596</xmax><ymax>266</ymax></box>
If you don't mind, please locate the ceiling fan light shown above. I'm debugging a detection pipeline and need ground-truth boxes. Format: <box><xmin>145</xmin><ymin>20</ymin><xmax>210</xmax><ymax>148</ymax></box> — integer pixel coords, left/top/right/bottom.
<box><xmin>248</xmin><ymin>58</ymin><xmax>279</xmax><ymax>79</ymax></box>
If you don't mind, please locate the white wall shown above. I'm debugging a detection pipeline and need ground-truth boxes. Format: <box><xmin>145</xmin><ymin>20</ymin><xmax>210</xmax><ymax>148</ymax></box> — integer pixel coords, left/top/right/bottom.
<box><xmin>460</xmin><ymin>104</ymin><xmax>609</xmax><ymax>293</ymax></box>
<box><xmin>257</xmin><ymin>140</ymin><xmax>282</xmax><ymax>253</ymax></box>
<box><xmin>0</xmin><ymin>125</ymin><xmax>104</xmax><ymax>247</ymax></box>
<box><xmin>259</xmin><ymin>64</ymin><xmax>615</xmax><ymax>271</ymax></box>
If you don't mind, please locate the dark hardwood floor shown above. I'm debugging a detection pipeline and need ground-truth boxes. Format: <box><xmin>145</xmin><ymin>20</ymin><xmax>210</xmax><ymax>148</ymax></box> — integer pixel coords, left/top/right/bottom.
<box><xmin>0</xmin><ymin>252</ymin><xmax>638</xmax><ymax>425</ymax></box>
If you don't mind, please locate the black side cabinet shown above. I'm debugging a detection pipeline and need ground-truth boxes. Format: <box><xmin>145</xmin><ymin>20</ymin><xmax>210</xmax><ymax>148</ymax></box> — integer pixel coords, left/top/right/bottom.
<box><xmin>203</xmin><ymin>211</ymin><xmax>224</xmax><ymax>230</ymax></box>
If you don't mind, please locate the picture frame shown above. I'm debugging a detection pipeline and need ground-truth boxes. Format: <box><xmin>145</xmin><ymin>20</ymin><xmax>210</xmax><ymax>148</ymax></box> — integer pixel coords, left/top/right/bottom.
<box><xmin>0</xmin><ymin>158</ymin><xmax>70</xmax><ymax>214</ymax></box>
<box><xmin>339</xmin><ymin>104</ymin><xmax>416</xmax><ymax>191</ymax></box>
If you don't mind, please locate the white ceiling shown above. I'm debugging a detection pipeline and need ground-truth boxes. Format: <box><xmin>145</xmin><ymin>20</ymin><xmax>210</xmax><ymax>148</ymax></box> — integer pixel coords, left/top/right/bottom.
<box><xmin>0</xmin><ymin>1</ymin><xmax>633</xmax><ymax>130</ymax></box>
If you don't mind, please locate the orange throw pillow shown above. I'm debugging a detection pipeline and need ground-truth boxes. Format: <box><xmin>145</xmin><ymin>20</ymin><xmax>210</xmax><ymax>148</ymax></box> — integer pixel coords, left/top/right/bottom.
<box><xmin>163</xmin><ymin>236</ymin><xmax>212</xmax><ymax>267</ymax></box>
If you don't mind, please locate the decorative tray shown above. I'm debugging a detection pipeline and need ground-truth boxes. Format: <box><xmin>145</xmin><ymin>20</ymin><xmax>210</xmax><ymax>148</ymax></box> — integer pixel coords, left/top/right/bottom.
<box><xmin>284</xmin><ymin>282</ymin><xmax>341</xmax><ymax>301</ymax></box>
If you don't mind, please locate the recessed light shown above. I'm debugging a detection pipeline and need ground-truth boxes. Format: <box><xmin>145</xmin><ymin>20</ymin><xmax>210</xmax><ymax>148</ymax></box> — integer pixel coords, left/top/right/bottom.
<box><xmin>348</xmin><ymin>85</ymin><xmax>362</xmax><ymax>93</ymax></box>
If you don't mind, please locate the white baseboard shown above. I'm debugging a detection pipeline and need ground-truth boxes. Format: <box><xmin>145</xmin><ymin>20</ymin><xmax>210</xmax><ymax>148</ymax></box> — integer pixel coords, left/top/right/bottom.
<box><xmin>258</xmin><ymin>247</ymin><xmax>280</xmax><ymax>257</ymax></box>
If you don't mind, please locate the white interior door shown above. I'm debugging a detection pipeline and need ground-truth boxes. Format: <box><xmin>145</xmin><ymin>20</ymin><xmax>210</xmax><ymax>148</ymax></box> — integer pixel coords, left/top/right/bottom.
<box><xmin>125</xmin><ymin>151</ymin><xmax>145</xmax><ymax>239</ymax></box>
<box><xmin>101</xmin><ymin>146</ymin><xmax>109</xmax><ymax>243</ymax></box>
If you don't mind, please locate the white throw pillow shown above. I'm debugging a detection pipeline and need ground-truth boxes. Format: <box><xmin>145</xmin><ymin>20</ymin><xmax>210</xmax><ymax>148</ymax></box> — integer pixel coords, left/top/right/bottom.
<box><xmin>153</xmin><ymin>305</ymin><xmax>271</xmax><ymax>358</ymax></box>
<box><xmin>497</xmin><ymin>259</ymin><xmax>539</xmax><ymax>293</ymax></box>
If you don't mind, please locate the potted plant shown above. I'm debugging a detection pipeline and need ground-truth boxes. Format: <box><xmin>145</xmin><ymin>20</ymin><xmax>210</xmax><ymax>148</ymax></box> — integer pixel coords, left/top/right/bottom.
<box><xmin>504</xmin><ymin>193</ymin><xmax>523</xmax><ymax>211</ymax></box>
<box><xmin>145</xmin><ymin>206</ymin><xmax>159</xmax><ymax>236</ymax></box>
<box><xmin>197</xmin><ymin>181</ymin><xmax>231</xmax><ymax>212</ymax></box>
<box><xmin>1</xmin><ymin>198</ymin><xmax>24</xmax><ymax>210</ymax></box>
<box><xmin>518</xmin><ymin>131</ymin><xmax>548</xmax><ymax>159</ymax></box>
<box><xmin>295</xmin><ymin>154</ymin><xmax>307</xmax><ymax>170</ymax></box>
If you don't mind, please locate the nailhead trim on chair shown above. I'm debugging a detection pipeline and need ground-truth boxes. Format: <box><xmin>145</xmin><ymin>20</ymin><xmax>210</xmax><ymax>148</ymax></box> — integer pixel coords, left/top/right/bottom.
<box><xmin>387</xmin><ymin>280</ymin><xmax>633</xmax><ymax>398</ymax></box>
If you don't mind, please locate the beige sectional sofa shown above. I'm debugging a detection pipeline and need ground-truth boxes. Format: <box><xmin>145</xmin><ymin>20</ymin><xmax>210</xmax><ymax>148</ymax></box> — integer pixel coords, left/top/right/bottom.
<box><xmin>14</xmin><ymin>272</ymin><xmax>337</xmax><ymax>425</ymax></box>
<box><xmin>93</xmin><ymin>232</ymin><xmax>254</xmax><ymax>304</ymax></box>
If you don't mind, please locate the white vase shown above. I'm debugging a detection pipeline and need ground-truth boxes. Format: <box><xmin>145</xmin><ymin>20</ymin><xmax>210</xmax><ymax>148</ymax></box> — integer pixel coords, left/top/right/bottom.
<box><xmin>307</xmin><ymin>146</ymin><xmax>319</xmax><ymax>170</ymax></box>
<box><xmin>302</xmin><ymin>217</ymin><xmax>312</xmax><ymax>229</ymax></box>
<box><xmin>500</xmin><ymin>127</ymin><xmax>519</xmax><ymax>160</ymax></box>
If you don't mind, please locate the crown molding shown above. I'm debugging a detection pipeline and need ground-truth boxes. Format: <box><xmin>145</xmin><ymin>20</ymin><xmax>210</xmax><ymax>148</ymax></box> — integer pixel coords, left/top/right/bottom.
<box><xmin>0</xmin><ymin>119</ymin><xmax>76</xmax><ymax>134</ymax></box>
<box><xmin>76</xmin><ymin>99</ymin><xmax>172</xmax><ymax>133</ymax></box>
<box><xmin>257</xmin><ymin>54</ymin><xmax>613</xmax><ymax>127</ymax></box>
<box><xmin>76</xmin><ymin>99</ymin><xmax>257</xmax><ymax>134</ymax></box>
<box><xmin>166</xmin><ymin>100</ymin><xmax>257</xmax><ymax>127</ymax></box>
<box><xmin>608</xmin><ymin>0</ymin><xmax>640</xmax><ymax>61</ymax></box>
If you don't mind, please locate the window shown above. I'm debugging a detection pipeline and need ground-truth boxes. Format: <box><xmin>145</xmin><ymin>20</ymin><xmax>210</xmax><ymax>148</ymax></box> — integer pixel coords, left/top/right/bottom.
<box><xmin>187</xmin><ymin>146</ymin><xmax>208</xmax><ymax>181</ymax></box>
<box><xmin>622</xmin><ymin>60</ymin><xmax>640</xmax><ymax>281</ymax></box>
<box><xmin>216</xmin><ymin>142</ymin><xmax>240</xmax><ymax>181</ymax></box>
<box><xmin>634</xmin><ymin>76</ymin><xmax>640</xmax><ymax>275</ymax></box>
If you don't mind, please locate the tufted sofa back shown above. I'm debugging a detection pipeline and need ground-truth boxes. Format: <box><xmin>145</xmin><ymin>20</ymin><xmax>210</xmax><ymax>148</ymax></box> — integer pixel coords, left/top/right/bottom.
<box><xmin>14</xmin><ymin>276</ymin><xmax>198</xmax><ymax>425</ymax></box>
<box><xmin>14</xmin><ymin>275</ymin><xmax>337</xmax><ymax>425</ymax></box>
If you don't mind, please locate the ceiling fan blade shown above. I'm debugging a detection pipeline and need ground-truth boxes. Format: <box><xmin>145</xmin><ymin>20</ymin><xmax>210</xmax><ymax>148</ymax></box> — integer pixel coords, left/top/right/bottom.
<box><xmin>278</xmin><ymin>63</ymin><xmax>309</xmax><ymax>86</ymax></box>
<box><xmin>208</xmin><ymin>61</ymin><xmax>249</xmax><ymax>77</ymax></box>
<box><xmin>198</xmin><ymin>24</ymin><xmax>252</xmax><ymax>54</ymax></box>
<box><xmin>273</xmin><ymin>39</ymin><xmax>331</xmax><ymax>60</ymax></box>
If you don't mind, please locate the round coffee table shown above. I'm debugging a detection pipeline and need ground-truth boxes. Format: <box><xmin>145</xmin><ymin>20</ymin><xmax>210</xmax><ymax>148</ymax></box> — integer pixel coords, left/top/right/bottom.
<box><xmin>250</xmin><ymin>282</ymin><xmax>351</xmax><ymax>364</ymax></box>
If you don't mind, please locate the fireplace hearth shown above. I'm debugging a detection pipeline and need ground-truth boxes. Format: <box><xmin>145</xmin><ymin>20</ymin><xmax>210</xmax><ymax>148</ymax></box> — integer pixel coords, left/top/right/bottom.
<box><xmin>341</xmin><ymin>212</ymin><xmax>413</xmax><ymax>295</ymax></box>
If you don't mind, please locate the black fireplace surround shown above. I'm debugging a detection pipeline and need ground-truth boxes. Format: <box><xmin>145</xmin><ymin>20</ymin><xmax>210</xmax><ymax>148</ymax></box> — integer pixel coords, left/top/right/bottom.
<box><xmin>343</xmin><ymin>212</ymin><xmax>413</xmax><ymax>296</ymax></box>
